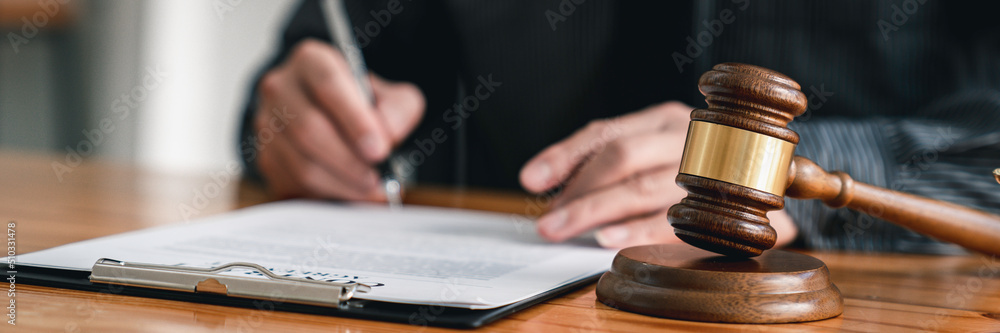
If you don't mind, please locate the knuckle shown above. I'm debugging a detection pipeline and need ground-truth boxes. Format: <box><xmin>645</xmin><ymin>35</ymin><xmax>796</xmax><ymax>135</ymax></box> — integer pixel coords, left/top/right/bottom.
<box><xmin>595</xmin><ymin>139</ymin><xmax>631</xmax><ymax>173</ymax></box>
<box><xmin>292</xmin><ymin>40</ymin><xmax>343</xmax><ymax>87</ymax></box>
<box><xmin>661</xmin><ymin>102</ymin><xmax>693</xmax><ymax>124</ymax></box>
<box><xmin>605</xmin><ymin>139</ymin><xmax>632</xmax><ymax>165</ymax></box>
<box><xmin>603</xmin><ymin>118</ymin><xmax>626</xmax><ymax>140</ymax></box>
<box><xmin>662</xmin><ymin>101</ymin><xmax>686</xmax><ymax>110</ymax></box>
<box><xmin>589</xmin><ymin>120</ymin><xmax>625</xmax><ymax>153</ymax></box>
<box><xmin>657</xmin><ymin>101</ymin><xmax>689</xmax><ymax>115</ymax></box>
<box><xmin>257</xmin><ymin>71</ymin><xmax>284</xmax><ymax>100</ymax></box>
<box><xmin>292</xmin><ymin>39</ymin><xmax>324</xmax><ymax>62</ymax></box>
<box><xmin>585</xmin><ymin>119</ymin><xmax>608</xmax><ymax>135</ymax></box>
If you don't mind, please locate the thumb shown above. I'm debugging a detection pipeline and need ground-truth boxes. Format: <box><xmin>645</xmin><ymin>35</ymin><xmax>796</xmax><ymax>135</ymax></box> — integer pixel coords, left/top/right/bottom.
<box><xmin>370</xmin><ymin>74</ymin><xmax>426</xmax><ymax>146</ymax></box>
<box><xmin>520</xmin><ymin>119</ymin><xmax>626</xmax><ymax>193</ymax></box>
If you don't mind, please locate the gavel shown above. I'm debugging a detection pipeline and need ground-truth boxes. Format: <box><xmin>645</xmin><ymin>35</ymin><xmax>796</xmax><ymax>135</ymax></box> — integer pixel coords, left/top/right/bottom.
<box><xmin>668</xmin><ymin>63</ymin><xmax>1000</xmax><ymax>257</ymax></box>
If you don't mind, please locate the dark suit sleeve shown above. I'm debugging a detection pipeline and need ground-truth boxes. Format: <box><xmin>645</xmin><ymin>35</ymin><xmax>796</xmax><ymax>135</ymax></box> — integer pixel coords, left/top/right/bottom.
<box><xmin>237</xmin><ymin>0</ymin><xmax>330</xmax><ymax>182</ymax></box>
<box><xmin>237</xmin><ymin>0</ymin><xmax>460</xmax><ymax>182</ymax></box>
<box><xmin>785</xmin><ymin>25</ymin><xmax>1000</xmax><ymax>254</ymax></box>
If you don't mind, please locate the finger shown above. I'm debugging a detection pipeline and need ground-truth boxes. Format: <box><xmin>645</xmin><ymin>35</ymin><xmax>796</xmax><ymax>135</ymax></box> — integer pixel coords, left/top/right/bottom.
<box><xmin>536</xmin><ymin>167</ymin><xmax>684</xmax><ymax>242</ymax></box>
<box><xmin>255</xmin><ymin>134</ymin><xmax>297</xmax><ymax>199</ymax></box>
<box><xmin>288</xmin><ymin>39</ymin><xmax>390</xmax><ymax>163</ymax></box>
<box><xmin>283</xmin><ymin>107</ymin><xmax>382</xmax><ymax>195</ymax></box>
<box><xmin>520</xmin><ymin>102</ymin><xmax>691</xmax><ymax>193</ymax></box>
<box><xmin>259</xmin><ymin>135</ymin><xmax>314</xmax><ymax>199</ymax></box>
<box><xmin>254</xmin><ymin>75</ymin><xmax>300</xmax><ymax>196</ymax></box>
<box><xmin>769</xmin><ymin>209</ymin><xmax>798</xmax><ymax>248</ymax></box>
<box><xmin>594</xmin><ymin>211</ymin><xmax>683</xmax><ymax>249</ymax></box>
<box><xmin>520</xmin><ymin>118</ymin><xmax>628</xmax><ymax>193</ymax></box>
<box><xmin>266</xmin><ymin>134</ymin><xmax>382</xmax><ymax>201</ymax></box>
<box><xmin>553</xmin><ymin>130</ymin><xmax>687</xmax><ymax>208</ymax></box>
<box><xmin>370</xmin><ymin>74</ymin><xmax>425</xmax><ymax>145</ymax></box>
<box><xmin>270</xmin><ymin>74</ymin><xmax>381</xmax><ymax>195</ymax></box>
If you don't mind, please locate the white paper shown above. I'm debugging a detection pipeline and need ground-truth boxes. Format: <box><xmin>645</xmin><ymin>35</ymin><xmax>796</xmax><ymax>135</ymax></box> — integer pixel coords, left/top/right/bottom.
<box><xmin>15</xmin><ymin>200</ymin><xmax>617</xmax><ymax>309</ymax></box>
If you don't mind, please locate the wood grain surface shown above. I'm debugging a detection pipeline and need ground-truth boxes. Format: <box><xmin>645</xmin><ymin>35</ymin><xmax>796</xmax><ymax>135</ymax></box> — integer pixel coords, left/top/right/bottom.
<box><xmin>3</xmin><ymin>150</ymin><xmax>1000</xmax><ymax>332</ymax></box>
<box><xmin>595</xmin><ymin>244</ymin><xmax>844</xmax><ymax>323</ymax></box>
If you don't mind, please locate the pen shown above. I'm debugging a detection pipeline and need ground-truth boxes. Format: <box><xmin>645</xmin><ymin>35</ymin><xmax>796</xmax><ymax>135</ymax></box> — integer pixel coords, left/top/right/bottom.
<box><xmin>321</xmin><ymin>0</ymin><xmax>403</xmax><ymax>209</ymax></box>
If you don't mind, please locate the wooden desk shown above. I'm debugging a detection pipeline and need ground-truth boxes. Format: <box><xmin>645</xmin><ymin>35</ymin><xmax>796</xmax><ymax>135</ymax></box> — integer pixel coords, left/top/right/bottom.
<box><xmin>3</xmin><ymin>150</ymin><xmax>999</xmax><ymax>332</ymax></box>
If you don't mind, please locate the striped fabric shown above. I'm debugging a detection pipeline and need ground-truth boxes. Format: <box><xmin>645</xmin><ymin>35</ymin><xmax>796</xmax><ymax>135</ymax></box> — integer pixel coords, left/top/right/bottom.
<box><xmin>240</xmin><ymin>0</ymin><xmax>1000</xmax><ymax>254</ymax></box>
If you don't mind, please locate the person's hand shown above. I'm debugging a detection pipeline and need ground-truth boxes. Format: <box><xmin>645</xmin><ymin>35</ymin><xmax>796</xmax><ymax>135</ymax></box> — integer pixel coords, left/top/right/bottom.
<box><xmin>253</xmin><ymin>39</ymin><xmax>425</xmax><ymax>200</ymax></box>
<box><xmin>519</xmin><ymin>101</ymin><xmax>797</xmax><ymax>248</ymax></box>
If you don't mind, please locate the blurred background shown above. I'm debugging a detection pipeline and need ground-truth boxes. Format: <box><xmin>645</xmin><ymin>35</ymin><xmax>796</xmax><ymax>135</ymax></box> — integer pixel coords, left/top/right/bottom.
<box><xmin>0</xmin><ymin>0</ymin><xmax>297</xmax><ymax>175</ymax></box>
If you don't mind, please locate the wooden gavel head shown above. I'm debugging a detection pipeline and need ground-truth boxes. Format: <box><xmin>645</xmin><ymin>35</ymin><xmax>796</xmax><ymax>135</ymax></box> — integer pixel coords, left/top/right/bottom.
<box><xmin>668</xmin><ymin>63</ymin><xmax>808</xmax><ymax>257</ymax></box>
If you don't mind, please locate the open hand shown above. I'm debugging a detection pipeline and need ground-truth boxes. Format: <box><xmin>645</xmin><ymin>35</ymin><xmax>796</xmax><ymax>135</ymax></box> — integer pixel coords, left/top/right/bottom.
<box><xmin>520</xmin><ymin>101</ymin><xmax>797</xmax><ymax>248</ymax></box>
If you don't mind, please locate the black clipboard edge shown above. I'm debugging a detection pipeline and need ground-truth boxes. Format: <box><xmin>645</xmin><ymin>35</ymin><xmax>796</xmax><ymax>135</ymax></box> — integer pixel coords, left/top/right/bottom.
<box><xmin>17</xmin><ymin>264</ymin><xmax>601</xmax><ymax>329</ymax></box>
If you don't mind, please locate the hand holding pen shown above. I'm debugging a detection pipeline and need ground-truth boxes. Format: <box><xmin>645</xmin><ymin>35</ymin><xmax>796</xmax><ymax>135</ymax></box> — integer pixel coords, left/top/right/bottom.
<box><xmin>249</xmin><ymin>5</ymin><xmax>424</xmax><ymax>203</ymax></box>
<box><xmin>322</xmin><ymin>0</ymin><xmax>406</xmax><ymax>208</ymax></box>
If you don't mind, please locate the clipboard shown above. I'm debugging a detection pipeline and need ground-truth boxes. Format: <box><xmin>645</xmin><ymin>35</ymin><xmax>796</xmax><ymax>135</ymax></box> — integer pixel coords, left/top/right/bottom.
<box><xmin>88</xmin><ymin>258</ymin><xmax>372</xmax><ymax>308</ymax></box>
<box><xmin>18</xmin><ymin>260</ymin><xmax>601</xmax><ymax>328</ymax></box>
<box><xmin>13</xmin><ymin>200</ymin><xmax>617</xmax><ymax>328</ymax></box>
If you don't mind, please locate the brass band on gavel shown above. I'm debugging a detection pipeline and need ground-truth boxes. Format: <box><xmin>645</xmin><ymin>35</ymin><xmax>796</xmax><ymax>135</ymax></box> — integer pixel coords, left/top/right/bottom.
<box><xmin>678</xmin><ymin>121</ymin><xmax>796</xmax><ymax>196</ymax></box>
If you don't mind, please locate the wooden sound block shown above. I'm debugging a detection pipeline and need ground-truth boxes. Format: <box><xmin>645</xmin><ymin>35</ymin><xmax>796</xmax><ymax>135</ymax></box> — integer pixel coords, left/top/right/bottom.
<box><xmin>595</xmin><ymin>244</ymin><xmax>843</xmax><ymax>323</ymax></box>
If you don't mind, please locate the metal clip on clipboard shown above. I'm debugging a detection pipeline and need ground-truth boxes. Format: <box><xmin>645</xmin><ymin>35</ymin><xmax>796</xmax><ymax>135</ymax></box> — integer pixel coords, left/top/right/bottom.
<box><xmin>89</xmin><ymin>258</ymin><xmax>372</xmax><ymax>307</ymax></box>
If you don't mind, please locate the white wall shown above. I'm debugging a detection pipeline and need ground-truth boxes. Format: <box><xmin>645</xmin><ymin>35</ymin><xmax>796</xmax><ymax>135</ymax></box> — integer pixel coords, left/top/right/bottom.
<box><xmin>0</xmin><ymin>0</ymin><xmax>297</xmax><ymax>176</ymax></box>
<box><xmin>135</xmin><ymin>0</ymin><xmax>297</xmax><ymax>175</ymax></box>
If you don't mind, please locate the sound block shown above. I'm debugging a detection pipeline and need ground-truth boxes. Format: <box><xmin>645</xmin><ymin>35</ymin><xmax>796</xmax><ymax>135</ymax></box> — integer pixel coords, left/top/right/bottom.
<box><xmin>595</xmin><ymin>244</ymin><xmax>843</xmax><ymax>323</ymax></box>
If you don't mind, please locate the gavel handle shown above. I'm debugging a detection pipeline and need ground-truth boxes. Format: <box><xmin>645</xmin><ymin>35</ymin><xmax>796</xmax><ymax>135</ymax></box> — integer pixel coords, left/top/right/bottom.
<box><xmin>786</xmin><ymin>156</ymin><xmax>1000</xmax><ymax>256</ymax></box>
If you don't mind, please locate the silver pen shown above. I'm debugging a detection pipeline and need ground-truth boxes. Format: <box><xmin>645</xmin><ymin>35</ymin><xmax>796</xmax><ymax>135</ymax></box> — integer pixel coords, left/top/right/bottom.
<box><xmin>321</xmin><ymin>0</ymin><xmax>403</xmax><ymax>209</ymax></box>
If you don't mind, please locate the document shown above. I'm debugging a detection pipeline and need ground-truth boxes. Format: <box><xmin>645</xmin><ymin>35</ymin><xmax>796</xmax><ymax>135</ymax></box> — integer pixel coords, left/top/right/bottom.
<box><xmin>16</xmin><ymin>200</ymin><xmax>617</xmax><ymax>309</ymax></box>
